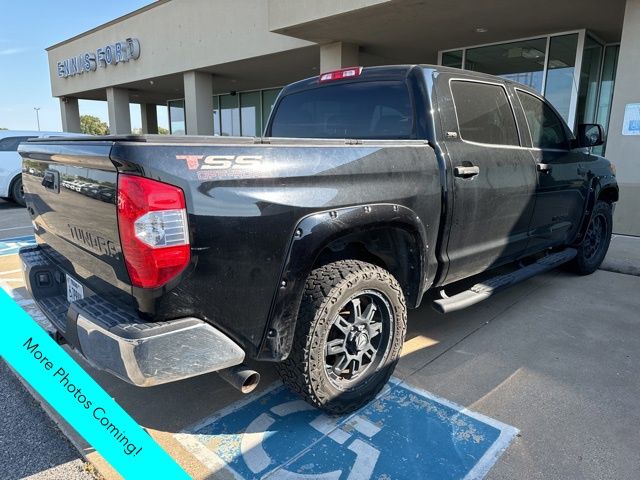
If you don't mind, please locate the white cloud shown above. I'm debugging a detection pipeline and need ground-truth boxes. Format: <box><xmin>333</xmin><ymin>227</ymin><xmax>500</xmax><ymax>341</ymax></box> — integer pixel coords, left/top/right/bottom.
<box><xmin>0</xmin><ymin>47</ymin><xmax>27</xmax><ymax>55</ymax></box>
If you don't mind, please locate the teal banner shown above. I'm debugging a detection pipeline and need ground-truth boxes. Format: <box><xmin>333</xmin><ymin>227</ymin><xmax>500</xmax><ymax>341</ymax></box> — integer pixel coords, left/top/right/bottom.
<box><xmin>0</xmin><ymin>288</ymin><xmax>190</xmax><ymax>479</ymax></box>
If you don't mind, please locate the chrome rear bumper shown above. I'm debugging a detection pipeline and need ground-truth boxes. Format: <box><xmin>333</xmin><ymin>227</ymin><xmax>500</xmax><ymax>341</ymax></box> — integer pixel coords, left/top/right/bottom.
<box><xmin>75</xmin><ymin>313</ymin><xmax>245</xmax><ymax>387</ymax></box>
<box><xmin>20</xmin><ymin>245</ymin><xmax>245</xmax><ymax>387</ymax></box>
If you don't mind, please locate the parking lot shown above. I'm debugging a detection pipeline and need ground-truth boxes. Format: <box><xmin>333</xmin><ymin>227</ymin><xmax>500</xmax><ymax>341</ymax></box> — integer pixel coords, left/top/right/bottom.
<box><xmin>1</xmin><ymin>197</ymin><xmax>640</xmax><ymax>480</ymax></box>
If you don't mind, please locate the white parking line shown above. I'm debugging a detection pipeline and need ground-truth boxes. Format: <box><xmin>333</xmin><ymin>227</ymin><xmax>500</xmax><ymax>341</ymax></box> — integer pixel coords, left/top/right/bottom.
<box><xmin>0</xmin><ymin>225</ymin><xmax>32</xmax><ymax>232</ymax></box>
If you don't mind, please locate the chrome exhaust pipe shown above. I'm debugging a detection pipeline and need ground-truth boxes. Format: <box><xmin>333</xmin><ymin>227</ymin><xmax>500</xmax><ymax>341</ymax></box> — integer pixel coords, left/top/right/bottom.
<box><xmin>218</xmin><ymin>364</ymin><xmax>260</xmax><ymax>393</ymax></box>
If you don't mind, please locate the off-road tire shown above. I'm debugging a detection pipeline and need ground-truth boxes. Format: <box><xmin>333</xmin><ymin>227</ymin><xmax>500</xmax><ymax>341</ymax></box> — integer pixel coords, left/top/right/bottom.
<box><xmin>277</xmin><ymin>260</ymin><xmax>407</xmax><ymax>414</ymax></box>
<box><xmin>567</xmin><ymin>200</ymin><xmax>613</xmax><ymax>275</ymax></box>
<box><xmin>10</xmin><ymin>176</ymin><xmax>25</xmax><ymax>207</ymax></box>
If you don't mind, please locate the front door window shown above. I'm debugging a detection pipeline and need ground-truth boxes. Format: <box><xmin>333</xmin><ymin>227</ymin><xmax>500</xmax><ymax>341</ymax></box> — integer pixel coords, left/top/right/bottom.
<box><xmin>517</xmin><ymin>91</ymin><xmax>570</xmax><ymax>150</ymax></box>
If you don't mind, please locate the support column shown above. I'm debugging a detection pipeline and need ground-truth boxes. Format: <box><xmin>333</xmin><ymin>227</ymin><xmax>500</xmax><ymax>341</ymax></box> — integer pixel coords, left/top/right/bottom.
<box><xmin>106</xmin><ymin>87</ymin><xmax>131</xmax><ymax>134</ymax></box>
<box><xmin>141</xmin><ymin>104</ymin><xmax>158</xmax><ymax>134</ymax></box>
<box><xmin>59</xmin><ymin>97</ymin><xmax>81</xmax><ymax>133</ymax></box>
<box><xmin>606</xmin><ymin>0</ymin><xmax>640</xmax><ymax>235</ymax></box>
<box><xmin>320</xmin><ymin>42</ymin><xmax>359</xmax><ymax>73</ymax></box>
<box><xmin>183</xmin><ymin>71</ymin><xmax>213</xmax><ymax>135</ymax></box>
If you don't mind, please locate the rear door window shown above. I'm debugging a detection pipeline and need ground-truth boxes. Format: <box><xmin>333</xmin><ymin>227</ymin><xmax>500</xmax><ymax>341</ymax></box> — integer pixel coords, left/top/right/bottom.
<box><xmin>450</xmin><ymin>81</ymin><xmax>520</xmax><ymax>146</ymax></box>
<box><xmin>516</xmin><ymin>90</ymin><xmax>570</xmax><ymax>150</ymax></box>
<box><xmin>269</xmin><ymin>81</ymin><xmax>414</xmax><ymax>139</ymax></box>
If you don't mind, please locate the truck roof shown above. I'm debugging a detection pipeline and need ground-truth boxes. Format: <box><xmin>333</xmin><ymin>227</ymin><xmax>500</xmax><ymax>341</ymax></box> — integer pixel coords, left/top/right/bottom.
<box><xmin>282</xmin><ymin>64</ymin><xmax>539</xmax><ymax>97</ymax></box>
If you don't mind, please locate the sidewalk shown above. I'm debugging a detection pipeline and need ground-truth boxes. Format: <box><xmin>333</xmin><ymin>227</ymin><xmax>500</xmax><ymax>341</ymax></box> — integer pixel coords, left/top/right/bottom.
<box><xmin>600</xmin><ymin>234</ymin><xmax>640</xmax><ymax>276</ymax></box>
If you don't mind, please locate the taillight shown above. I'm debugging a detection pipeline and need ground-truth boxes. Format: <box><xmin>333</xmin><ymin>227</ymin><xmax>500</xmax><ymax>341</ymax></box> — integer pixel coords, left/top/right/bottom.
<box><xmin>117</xmin><ymin>175</ymin><xmax>190</xmax><ymax>289</ymax></box>
<box><xmin>319</xmin><ymin>66</ymin><xmax>363</xmax><ymax>82</ymax></box>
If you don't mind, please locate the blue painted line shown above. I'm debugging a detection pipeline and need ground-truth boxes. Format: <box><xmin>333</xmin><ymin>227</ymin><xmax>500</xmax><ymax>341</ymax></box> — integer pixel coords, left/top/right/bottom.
<box><xmin>0</xmin><ymin>235</ymin><xmax>36</xmax><ymax>256</ymax></box>
<box><xmin>177</xmin><ymin>379</ymin><xmax>518</xmax><ymax>480</ymax></box>
<box><xmin>0</xmin><ymin>288</ymin><xmax>190</xmax><ymax>479</ymax></box>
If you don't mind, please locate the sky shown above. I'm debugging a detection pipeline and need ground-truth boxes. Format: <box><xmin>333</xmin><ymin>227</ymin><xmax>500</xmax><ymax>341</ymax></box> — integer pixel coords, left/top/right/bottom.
<box><xmin>0</xmin><ymin>0</ymin><xmax>168</xmax><ymax>132</ymax></box>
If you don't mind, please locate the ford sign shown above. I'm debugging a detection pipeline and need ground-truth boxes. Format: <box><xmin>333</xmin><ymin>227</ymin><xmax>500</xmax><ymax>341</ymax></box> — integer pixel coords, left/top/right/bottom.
<box><xmin>57</xmin><ymin>38</ymin><xmax>140</xmax><ymax>78</ymax></box>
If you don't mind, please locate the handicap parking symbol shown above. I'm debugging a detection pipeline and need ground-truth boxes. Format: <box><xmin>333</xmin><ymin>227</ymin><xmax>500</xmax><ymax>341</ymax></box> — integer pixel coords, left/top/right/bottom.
<box><xmin>0</xmin><ymin>235</ymin><xmax>36</xmax><ymax>257</ymax></box>
<box><xmin>177</xmin><ymin>379</ymin><xmax>518</xmax><ymax>480</ymax></box>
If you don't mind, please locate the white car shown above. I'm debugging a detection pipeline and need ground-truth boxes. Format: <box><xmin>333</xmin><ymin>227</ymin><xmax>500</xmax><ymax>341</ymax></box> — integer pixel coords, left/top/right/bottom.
<box><xmin>0</xmin><ymin>130</ymin><xmax>83</xmax><ymax>206</ymax></box>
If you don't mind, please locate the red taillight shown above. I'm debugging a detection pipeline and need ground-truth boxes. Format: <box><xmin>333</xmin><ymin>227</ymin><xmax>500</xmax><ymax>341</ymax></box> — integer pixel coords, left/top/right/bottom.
<box><xmin>117</xmin><ymin>175</ymin><xmax>190</xmax><ymax>289</ymax></box>
<box><xmin>319</xmin><ymin>66</ymin><xmax>363</xmax><ymax>82</ymax></box>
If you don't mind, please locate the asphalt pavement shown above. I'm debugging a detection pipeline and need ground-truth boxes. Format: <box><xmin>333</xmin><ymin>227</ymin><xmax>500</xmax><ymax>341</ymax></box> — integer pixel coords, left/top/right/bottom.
<box><xmin>0</xmin><ymin>360</ymin><xmax>95</xmax><ymax>480</ymax></box>
<box><xmin>0</xmin><ymin>199</ymin><xmax>32</xmax><ymax>240</ymax></box>
<box><xmin>0</xmin><ymin>199</ymin><xmax>95</xmax><ymax>480</ymax></box>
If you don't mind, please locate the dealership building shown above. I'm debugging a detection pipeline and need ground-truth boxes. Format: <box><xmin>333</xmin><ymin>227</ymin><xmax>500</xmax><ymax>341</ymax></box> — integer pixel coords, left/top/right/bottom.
<box><xmin>47</xmin><ymin>0</ymin><xmax>639</xmax><ymax>234</ymax></box>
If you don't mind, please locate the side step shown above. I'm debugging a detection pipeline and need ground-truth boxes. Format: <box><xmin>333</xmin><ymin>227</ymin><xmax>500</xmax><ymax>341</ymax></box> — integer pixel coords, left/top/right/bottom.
<box><xmin>433</xmin><ymin>248</ymin><xmax>577</xmax><ymax>314</ymax></box>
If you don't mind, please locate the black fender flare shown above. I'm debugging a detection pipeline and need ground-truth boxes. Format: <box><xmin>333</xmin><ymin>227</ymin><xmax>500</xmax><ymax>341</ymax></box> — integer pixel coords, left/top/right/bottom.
<box><xmin>257</xmin><ymin>203</ymin><xmax>428</xmax><ymax>361</ymax></box>
<box><xmin>573</xmin><ymin>174</ymin><xmax>618</xmax><ymax>245</ymax></box>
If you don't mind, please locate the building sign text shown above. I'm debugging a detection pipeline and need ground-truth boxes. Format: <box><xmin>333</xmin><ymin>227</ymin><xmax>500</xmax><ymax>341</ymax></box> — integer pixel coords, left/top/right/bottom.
<box><xmin>57</xmin><ymin>38</ymin><xmax>140</xmax><ymax>78</ymax></box>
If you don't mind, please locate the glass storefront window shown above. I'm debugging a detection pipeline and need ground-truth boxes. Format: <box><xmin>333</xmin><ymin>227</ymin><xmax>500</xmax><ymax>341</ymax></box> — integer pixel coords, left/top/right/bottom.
<box><xmin>441</xmin><ymin>50</ymin><xmax>463</xmax><ymax>69</ymax></box>
<box><xmin>544</xmin><ymin>34</ymin><xmax>579</xmax><ymax>123</ymax></box>
<box><xmin>212</xmin><ymin>96</ymin><xmax>221</xmax><ymax>135</ymax></box>
<box><xmin>168</xmin><ymin>99</ymin><xmax>186</xmax><ymax>135</ymax></box>
<box><xmin>438</xmin><ymin>32</ymin><xmax>620</xmax><ymax>139</ymax></box>
<box><xmin>172</xmin><ymin>88</ymin><xmax>282</xmax><ymax>137</ymax></box>
<box><xmin>576</xmin><ymin>36</ymin><xmax>604</xmax><ymax>127</ymax></box>
<box><xmin>240</xmin><ymin>91</ymin><xmax>261</xmax><ymax>137</ymax></box>
<box><xmin>594</xmin><ymin>45</ymin><xmax>619</xmax><ymax>155</ymax></box>
<box><xmin>465</xmin><ymin>38</ymin><xmax>547</xmax><ymax>92</ymax></box>
<box><xmin>220</xmin><ymin>94</ymin><xmax>240</xmax><ymax>136</ymax></box>
<box><xmin>262</xmin><ymin>89</ymin><xmax>281</xmax><ymax>134</ymax></box>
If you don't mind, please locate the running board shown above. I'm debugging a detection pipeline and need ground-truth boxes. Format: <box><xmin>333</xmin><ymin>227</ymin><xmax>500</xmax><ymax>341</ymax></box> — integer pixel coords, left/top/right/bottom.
<box><xmin>433</xmin><ymin>248</ymin><xmax>577</xmax><ymax>314</ymax></box>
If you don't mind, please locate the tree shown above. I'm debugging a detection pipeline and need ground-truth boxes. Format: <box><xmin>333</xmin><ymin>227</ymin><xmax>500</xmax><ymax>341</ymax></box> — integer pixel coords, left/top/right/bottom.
<box><xmin>80</xmin><ymin>115</ymin><xmax>109</xmax><ymax>135</ymax></box>
<box><xmin>131</xmin><ymin>126</ymin><xmax>169</xmax><ymax>135</ymax></box>
<box><xmin>0</xmin><ymin>127</ymin><xmax>7</xmax><ymax>130</ymax></box>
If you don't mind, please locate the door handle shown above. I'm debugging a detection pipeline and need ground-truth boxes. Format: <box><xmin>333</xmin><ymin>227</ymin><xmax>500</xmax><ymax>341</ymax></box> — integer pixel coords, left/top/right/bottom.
<box><xmin>454</xmin><ymin>165</ymin><xmax>480</xmax><ymax>177</ymax></box>
<box><xmin>537</xmin><ymin>163</ymin><xmax>553</xmax><ymax>173</ymax></box>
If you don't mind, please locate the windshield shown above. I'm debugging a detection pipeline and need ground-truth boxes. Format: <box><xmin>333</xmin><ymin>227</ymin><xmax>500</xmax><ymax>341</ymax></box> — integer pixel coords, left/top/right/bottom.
<box><xmin>269</xmin><ymin>80</ymin><xmax>414</xmax><ymax>139</ymax></box>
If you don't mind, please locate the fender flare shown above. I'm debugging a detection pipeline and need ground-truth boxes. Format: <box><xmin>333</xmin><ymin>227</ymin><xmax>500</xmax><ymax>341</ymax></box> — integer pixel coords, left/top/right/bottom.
<box><xmin>573</xmin><ymin>175</ymin><xmax>618</xmax><ymax>245</ymax></box>
<box><xmin>257</xmin><ymin>203</ymin><xmax>428</xmax><ymax>361</ymax></box>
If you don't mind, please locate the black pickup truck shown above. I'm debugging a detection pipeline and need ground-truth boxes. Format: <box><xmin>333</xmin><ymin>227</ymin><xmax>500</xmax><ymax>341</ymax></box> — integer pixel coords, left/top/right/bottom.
<box><xmin>19</xmin><ymin>65</ymin><xmax>618</xmax><ymax>413</ymax></box>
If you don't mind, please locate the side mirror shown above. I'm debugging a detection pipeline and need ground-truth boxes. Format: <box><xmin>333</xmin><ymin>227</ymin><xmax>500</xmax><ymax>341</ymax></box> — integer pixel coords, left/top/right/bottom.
<box><xmin>577</xmin><ymin>123</ymin><xmax>605</xmax><ymax>148</ymax></box>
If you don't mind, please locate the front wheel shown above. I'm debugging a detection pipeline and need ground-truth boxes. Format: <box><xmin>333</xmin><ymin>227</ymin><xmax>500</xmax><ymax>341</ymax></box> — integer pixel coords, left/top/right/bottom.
<box><xmin>277</xmin><ymin>260</ymin><xmax>407</xmax><ymax>414</ymax></box>
<box><xmin>567</xmin><ymin>200</ymin><xmax>613</xmax><ymax>275</ymax></box>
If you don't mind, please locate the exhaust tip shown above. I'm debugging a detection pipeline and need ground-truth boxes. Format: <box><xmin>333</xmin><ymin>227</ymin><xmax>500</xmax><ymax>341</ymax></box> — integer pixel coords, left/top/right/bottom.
<box><xmin>218</xmin><ymin>365</ymin><xmax>260</xmax><ymax>394</ymax></box>
<box><xmin>240</xmin><ymin>371</ymin><xmax>260</xmax><ymax>394</ymax></box>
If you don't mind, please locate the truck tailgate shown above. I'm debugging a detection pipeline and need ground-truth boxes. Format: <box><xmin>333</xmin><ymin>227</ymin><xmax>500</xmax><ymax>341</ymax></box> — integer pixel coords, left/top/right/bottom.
<box><xmin>19</xmin><ymin>140</ymin><xmax>132</xmax><ymax>305</ymax></box>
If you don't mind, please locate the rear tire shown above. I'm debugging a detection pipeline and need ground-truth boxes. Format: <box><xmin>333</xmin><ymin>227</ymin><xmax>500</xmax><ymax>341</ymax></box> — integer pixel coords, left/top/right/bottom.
<box><xmin>277</xmin><ymin>260</ymin><xmax>407</xmax><ymax>414</ymax></box>
<box><xmin>567</xmin><ymin>200</ymin><xmax>612</xmax><ymax>275</ymax></box>
<box><xmin>10</xmin><ymin>176</ymin><xmax>25</xmax><ymax>207</ymax></box>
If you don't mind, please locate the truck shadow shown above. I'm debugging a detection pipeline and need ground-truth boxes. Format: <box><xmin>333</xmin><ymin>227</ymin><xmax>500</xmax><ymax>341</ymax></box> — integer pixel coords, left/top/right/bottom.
<box><xmin>79</xmin><ymin>268</ymin><xmax>562</xmax><ymax>436</ymax></box>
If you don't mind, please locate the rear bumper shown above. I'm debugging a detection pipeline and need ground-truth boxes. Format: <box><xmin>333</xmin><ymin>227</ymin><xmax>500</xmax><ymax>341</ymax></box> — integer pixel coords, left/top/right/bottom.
<box><xmin>19</xmin><ymin>245</ymin><xmax>245</xmax><ymax>386</ymax></box>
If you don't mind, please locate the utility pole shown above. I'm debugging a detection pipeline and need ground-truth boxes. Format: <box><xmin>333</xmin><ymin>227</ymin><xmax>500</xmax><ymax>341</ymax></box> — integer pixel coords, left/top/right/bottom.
<box><xmin>34</xmin><ymin>107</ymin><xmax>41</xmax><ymax>131</ymax></box>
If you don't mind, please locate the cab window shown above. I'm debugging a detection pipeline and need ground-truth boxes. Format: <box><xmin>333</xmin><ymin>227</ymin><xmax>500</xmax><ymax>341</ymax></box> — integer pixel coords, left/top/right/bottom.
<box><xmin>269</xmin><ymin>81</ymin><xmax>414</xmax><ymax>139</ymax></box>
<box><xmin>450</xmin><ymin>80</ymin><xmax>520</xmax><ymax>146</ymax></box>
<box><xmin>517</xmin><ymin>91</ymin><xmax>570</xmax><ymax>150</ymax></box>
